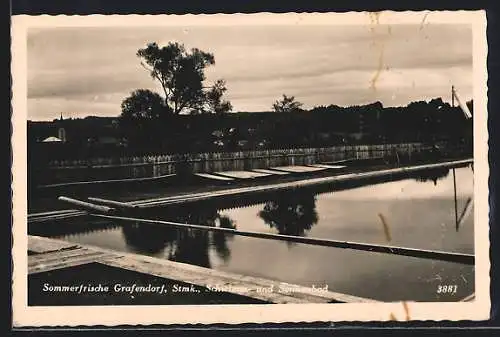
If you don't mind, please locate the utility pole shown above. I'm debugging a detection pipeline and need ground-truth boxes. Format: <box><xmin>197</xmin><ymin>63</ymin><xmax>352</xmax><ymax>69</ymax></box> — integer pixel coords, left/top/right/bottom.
<box><xmin>451</xmin><ymin>85</ymin><xmax>455</xmax><ymax>107</ymax></box>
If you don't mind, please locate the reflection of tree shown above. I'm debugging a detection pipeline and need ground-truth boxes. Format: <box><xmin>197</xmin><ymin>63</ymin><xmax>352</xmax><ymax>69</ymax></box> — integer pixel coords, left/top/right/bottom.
<box><xmin>120</xmin><ymin>206</ymin><xmax>236</xmax><ymax>268</ymax></box>
<box><xmin>414</xmin><ymin>167</ymin><xmax>450</xmax><ymax>186</ymax></box>
<box><xmin>259</xmin><ymin>191</ymin><xmax>318</xmax><ymax>236</ymax></box>
<box><xmin>211</xmin><ymin>215</ymin><xmax>236</xmax><ymax>261</ymax></box>
<box><xmin>121</xmin><ymin>221</ymin><xmax>177</xmax><ymax>254</ymax></box>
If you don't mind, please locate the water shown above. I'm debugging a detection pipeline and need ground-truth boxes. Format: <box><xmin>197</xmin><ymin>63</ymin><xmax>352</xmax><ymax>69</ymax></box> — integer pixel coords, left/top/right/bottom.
<box><xmin>30</xmin><ymin>165</ymin><xmax>475</xmax><ymax>302</ymax></box>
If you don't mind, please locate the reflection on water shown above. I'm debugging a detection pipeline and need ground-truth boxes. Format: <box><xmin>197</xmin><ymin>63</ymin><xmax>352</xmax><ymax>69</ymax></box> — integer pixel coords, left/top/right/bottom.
<box><xmin>29</xmin><ymin>165</ymin><xmax>474</xmax><ymax>302</ymax></box>
<box><xmin>120</xmin><ymin>209</ymin><xmax>237</xmax><ymax>268</ymax></box>
<box><xmin>413</xmin><ymin>167</ymin><xmax>450</xmax><ymax>185</ymax></box>
<box><xmin>121</xmin><ymin>222</ymin><xmax>177</xmax><ymax>254</ymax></box>
<box><xmin>259</xmin><ymin>191</ymin><xmax>318</xmax><ymax>237</ymax></box>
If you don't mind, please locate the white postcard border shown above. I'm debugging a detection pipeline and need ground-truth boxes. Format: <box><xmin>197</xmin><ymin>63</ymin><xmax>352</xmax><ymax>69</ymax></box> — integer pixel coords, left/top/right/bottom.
<box><xmin>11</xmin><ymin>11</ymin><xmax>490</xmax><ymax>326</ymax></box>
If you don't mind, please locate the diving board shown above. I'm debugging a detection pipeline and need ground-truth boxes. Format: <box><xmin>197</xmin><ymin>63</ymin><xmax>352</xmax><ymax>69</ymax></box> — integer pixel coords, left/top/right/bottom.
<box><xmin>309</xmin><ymin>164</ymin><xmax>347</xmax><ymax>169</ymax></box>
<box><xmin>195</xmin><ymin>173</ymin><xmax>234</xmax><ymax>181</ymax></box>
<box><xmin>214</xmin><ymin>170</ymin><xmax>271</xmax><ymax>179</ymax></box>
<box><xmin>252</xmin><ymin>168</ymin><xmax>290</xmax><ymax>175</ymax></box>
<box><xmin>270</xmin><ymin>165</ymin><xmax>328</xmax><ymax>173</ymax></box>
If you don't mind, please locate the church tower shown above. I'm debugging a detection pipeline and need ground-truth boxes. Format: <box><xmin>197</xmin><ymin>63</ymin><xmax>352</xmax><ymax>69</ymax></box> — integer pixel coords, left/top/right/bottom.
<box><xmin>57</xmin><ymin>112</ymin><xmax>67</xmax><ymax>142</ymax></box>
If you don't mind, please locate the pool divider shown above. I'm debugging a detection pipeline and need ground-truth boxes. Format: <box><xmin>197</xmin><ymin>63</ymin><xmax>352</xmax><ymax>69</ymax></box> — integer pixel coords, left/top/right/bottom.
<box><xmin>90</xmin><ymin>213</ymin><xmax>475</xmax><ymax>266</ymax></box>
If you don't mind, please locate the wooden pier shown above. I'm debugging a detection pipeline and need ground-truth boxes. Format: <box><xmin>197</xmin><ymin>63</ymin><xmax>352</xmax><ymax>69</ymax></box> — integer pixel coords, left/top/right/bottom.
<box><xmin>28</xmin><ymin>235</ymin><xmax>378</xmax><ymax>304</ymax></box>
<box><xmin>29</xmin><ymin>158</ymin><xmax>473</xmax><ymax>223</ymax></box>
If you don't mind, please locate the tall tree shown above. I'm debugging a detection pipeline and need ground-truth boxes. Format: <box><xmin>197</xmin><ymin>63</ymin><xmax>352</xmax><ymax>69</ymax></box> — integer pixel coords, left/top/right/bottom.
<box><xmin>272</xmin><ymin>94</ymin><xmax>304</xmax><ymax>113</ymax></box>
<box><xmin>136</xmin><ymin>42</ymin><xmax>216</xmax><ymax>114</ymax></box>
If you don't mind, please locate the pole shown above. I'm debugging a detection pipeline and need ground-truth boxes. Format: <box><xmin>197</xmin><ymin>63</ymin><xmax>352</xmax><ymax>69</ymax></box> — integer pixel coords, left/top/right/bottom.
<box><xmin>88</xmin><ymin>197</ymin><xmax>138</xmax><ymax>209</ymax></box>
<box><xmin>91</xmin><ymin>214</ymin><xmax>475</xmax><ymax>265</ymax></box>
<box><xmin>58</xmin><ymin>196</ymin><xmax>115</xmax><ymax>214</ymax></box>
<box><xmin>452</xmin><ymin>85</ymin><xmax>455</xmax><ymax>107</ymax></box>
<box><xmin>453</xmin><ymin>168</ymin><xmax>459</xmax><ymax>231</ymax></box>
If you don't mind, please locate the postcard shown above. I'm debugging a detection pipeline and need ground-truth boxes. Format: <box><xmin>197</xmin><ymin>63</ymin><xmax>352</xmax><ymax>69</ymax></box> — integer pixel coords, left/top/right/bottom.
<box><xmin>11</xmin><ymin>10</ymin><xmax>490</xmax><ymax>326</ymax></box>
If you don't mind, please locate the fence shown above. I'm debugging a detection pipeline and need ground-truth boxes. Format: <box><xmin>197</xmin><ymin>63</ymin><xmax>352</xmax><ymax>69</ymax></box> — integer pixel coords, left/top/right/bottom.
<box><xmin>34</xmin><ymin>142</ymin><xmax>467</xmax><ymax>185</ymax></box>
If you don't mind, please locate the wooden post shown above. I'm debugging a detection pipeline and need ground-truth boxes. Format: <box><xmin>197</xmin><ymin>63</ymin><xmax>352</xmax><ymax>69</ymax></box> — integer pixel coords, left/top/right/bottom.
<box><xmin>453</xmin><ymin>168</ymin><xmax>459</xmax><ymax>231</ymax></box>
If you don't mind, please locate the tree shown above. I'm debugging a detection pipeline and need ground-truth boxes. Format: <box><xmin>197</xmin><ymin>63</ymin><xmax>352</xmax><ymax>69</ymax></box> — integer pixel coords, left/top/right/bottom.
<box><xmin>203</xmin><ymin>79</ymin><xmax>233</xmax><ymax>114</ymax></box>
<box><xmin>272</xmin><ymin>94</ymin><xmax>304</xmax><ymax>113</ymax></box>
<box><xmin>119</xmin><ymin>89</ymin><xmax>170</xmax><ymax>150</ymax></box>
<box><xmin>120</xmin><ymin>89</ymin><xmax>167</xmax><ymax>121</ymax></box>
<box><xmin>137</xmin><ymin>42</ymin><xmax>219</xmax><ymax>115</ymax></box>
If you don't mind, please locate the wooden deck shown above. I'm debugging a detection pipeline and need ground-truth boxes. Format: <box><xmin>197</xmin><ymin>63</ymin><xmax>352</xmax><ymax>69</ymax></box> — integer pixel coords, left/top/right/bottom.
<box><xmin>28</xmin><ymin>235</ymin><xmax>378</xmax><ymax>304</ymax></box>
<box><xmin>29</xmin><ymin>159</ymin><xmax>473</xmax><ymax>222</ymax></box>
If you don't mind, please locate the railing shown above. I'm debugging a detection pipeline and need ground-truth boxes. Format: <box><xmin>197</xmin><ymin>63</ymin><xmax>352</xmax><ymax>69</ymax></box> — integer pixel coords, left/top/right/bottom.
<box><xmin>31</xmin><ymin>142</ymin><xmax>469</xmax><ymax>185</ymax></box>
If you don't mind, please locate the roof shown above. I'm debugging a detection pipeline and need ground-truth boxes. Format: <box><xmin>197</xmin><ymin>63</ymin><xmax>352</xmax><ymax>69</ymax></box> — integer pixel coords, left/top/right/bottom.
<box><xmin>41</xmin><ymin>136</ymin><xmax>62</xmax><ymax>142</ymax></box>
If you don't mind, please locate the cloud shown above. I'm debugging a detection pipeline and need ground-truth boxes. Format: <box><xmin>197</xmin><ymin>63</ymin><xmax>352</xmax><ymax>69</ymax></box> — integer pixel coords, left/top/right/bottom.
<box><xmin>27</xmin><ymin>23</ymin><xmax>473</xmax><ymax>120</ymax></box>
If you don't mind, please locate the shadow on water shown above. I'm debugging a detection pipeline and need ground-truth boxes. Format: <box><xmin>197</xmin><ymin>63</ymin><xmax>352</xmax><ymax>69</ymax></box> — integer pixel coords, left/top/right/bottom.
<box><xmin>119</xmin><ymin>207</ymin><xmax>237</xmax><ymax>268</ymax></box>
<box><xmin>258</xmin><ymin>190</ymin><xmax>318</xmax><ymax>238</ymax></box>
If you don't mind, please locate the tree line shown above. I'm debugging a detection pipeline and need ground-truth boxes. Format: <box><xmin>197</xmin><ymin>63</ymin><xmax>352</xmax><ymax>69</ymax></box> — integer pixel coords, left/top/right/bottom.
<box><xmin>28</xmin><ymin>41</ymin><xmax>473</xmax><ymax>158</ymax></box>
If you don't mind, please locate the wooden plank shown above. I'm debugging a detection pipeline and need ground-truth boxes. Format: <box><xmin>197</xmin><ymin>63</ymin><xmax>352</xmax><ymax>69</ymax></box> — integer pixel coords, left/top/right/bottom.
<box><xmin>270</xmin><ymin>165</ymin><xmax>327</xmax><ymax>173</ymax></box>
<box><xmin>100</xmin><ymin>256</ymin><xmax>376</xmax><ymax>304</ymax></box>
<box><xmin>194</xmin><ymin>173</ymin><xmax>234</xmax><ymax>181</ymax></box>
<box><xmin>28</xmin><ymin>253</ymin><xmax>112</xmax><ymax>275</ymax></box>
<box><xmin>28</xmin><ymin>235</ymin><xmax>80</xmax><ymax>254</ymax></box>
<box><xmin>252</xmin><ymin>168</ymin><xmax>290</xmax><ymax>175</ymax></box>
<box><xmin>28</xmin><ymin>209</ymin><xmax>80</xmax><ymax>217</ymax></box>
<box><xmin>92</xmin><ymin>214</ymin><xmax>475</xmax><ymax>265</ymax></box>
<box><xmin>214</xmin><ymin>171</ymin><xmax>271</xmax><ymax>179</ymax></box>
<box><xmin>309</xmin><ymin>164</ymin><xmax>347</xmax><ymax>169</ymax></box>
<box><xmin>28</xmin><ymin>248</ymin><xmax>104</xmax><ymax>267</ymax></box>
<box><xmin>28</xmin><ymin>211</ymin><xmax>87</xmax><ymax>223</ymax></box>
<box><xmin>88</xmin><ymin>197</ymin><xmax>139</xmax><ymax>209</ymax></box>
<box><xmin>58</xmin><ymin>196</ymin><xmax>115</xmax><ymax>214</ymax></box>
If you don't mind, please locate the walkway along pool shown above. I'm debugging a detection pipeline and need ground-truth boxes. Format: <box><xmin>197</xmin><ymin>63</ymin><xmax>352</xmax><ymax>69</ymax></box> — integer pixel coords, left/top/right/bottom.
<box><xmin>29</xmin><ymin>164</ymin><xmax>475</xmax><ymax>302</ymax></box>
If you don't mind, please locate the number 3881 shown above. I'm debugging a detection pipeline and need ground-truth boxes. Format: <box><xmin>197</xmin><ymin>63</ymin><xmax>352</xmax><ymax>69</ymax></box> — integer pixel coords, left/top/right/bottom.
<box><xmin>437</xmin><ymin>285</ymin><xmax>458</xmax><ymax>294</ymax></box>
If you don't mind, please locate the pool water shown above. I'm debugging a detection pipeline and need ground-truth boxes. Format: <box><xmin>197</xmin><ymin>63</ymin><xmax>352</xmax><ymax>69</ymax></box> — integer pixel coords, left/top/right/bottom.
<box><xmin>29</xmin><ymin>165</ymin><xmax>475</xmax><ymax>302</ymax></box>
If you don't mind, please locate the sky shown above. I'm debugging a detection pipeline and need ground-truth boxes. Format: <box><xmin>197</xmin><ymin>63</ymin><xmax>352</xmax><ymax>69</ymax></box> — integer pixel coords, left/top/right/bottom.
<box><xmin>27</xmin><ymin>19</ymin><xmax>473</xmax><ymax>121</ymax></box>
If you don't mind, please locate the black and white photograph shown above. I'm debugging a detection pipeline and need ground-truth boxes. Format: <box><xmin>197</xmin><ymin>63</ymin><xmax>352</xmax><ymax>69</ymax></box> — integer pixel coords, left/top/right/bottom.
<box><xmin>11</xmin><ymin>11</ymin><xmax>489</xmax><ymax>325</ymax></box>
